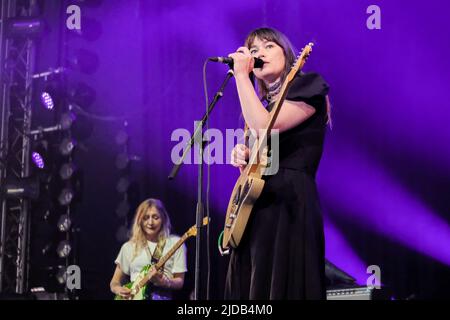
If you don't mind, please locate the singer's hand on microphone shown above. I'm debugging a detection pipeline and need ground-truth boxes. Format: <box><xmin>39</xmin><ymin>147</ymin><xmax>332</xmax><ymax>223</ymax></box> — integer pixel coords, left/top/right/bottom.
<box><xmin>228</xmin><ymin>47</ymin><xmax>254</xmax><ymax>77</ymax></box>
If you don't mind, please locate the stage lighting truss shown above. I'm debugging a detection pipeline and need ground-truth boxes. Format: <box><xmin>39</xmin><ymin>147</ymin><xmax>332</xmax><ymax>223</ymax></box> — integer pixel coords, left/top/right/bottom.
<box><xmin>0</xmin><ymin>0</ymin><xmax>43</xmax><ymax>294</ymax></box>
<box><xmin>0</xmin><ymin>0</ymin><xmax>98</xmax><ymax>297</ymax></box>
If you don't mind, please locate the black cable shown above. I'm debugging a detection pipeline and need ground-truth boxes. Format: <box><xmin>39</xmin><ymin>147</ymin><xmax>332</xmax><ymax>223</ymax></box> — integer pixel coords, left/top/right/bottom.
<box><xmin>202</xmin><ymin>59</ymin><xmax>212</xmax><ymax>300</ymax></box>
<box><xmin>70</xmin><ymin>104</ymin><xmax>130</xmax><ymax>122</ymax></box>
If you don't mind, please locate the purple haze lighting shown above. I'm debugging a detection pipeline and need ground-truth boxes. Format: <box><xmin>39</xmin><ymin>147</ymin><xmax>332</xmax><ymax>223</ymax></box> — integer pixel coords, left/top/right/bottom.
<box><xmin>324</xmin><ymin>216</ymin><xmax>371</xmax><ymax>286</ymax></box>
<box><xmin>32</xmin><ymin>152</ymin><xmax>45</xmax><ymax>169</ymax></box>
<box><xmin>321</xmin><ymin>143</ymin><xmax>450</xmax><ymax>266</ymax></box>
<box><xmin>40</xmin><ymin>92</ymin><xmax>54</xmax><ymax>110</ymax></box>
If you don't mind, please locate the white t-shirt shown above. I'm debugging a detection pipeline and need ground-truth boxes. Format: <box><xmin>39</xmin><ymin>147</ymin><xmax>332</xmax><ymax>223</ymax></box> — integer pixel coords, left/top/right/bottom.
<box><xmin>115</xmin><ymin>235</ymin><xmax>187</xmax><ymax>282</ymax></box>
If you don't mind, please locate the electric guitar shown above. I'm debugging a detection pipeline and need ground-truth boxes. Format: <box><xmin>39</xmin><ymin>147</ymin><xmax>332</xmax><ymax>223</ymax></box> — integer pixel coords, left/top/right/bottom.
<box><xmin>115</xmin><ymin>217</ymin><xmax>209</xmax><ymax>300</ymax></box>
<box><xmin>222</xmin><ymin>43</ymin><xmax>314</xmax><ymax>249</ymax></box>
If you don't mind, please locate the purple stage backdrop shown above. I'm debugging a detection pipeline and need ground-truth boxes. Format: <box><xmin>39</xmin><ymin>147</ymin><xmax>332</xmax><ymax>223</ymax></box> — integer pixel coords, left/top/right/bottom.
<box><xmin>31</xmin><ymin>0</ymin><xmax>450</xmax><ymax>299</ymax></box>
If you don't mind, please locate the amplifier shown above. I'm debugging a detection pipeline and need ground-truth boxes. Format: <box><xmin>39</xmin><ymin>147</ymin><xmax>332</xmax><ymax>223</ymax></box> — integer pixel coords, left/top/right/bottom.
<box><xmin>327</xmin><ymin>286</ymin><xmax>378</xmax><ymax>300</ymax></box>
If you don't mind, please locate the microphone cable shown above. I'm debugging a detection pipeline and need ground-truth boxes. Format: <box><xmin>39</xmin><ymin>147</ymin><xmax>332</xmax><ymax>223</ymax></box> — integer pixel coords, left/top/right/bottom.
<box><xmin>203</xmin><ymin>59</ymin><xmax>212</xmax><ymax>300</ymax></box>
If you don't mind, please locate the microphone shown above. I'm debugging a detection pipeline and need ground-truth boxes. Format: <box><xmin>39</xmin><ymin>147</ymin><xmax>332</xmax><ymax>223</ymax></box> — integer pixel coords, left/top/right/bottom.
<box><xmin>209</xmin><ymin>56</ymin><xmax>264</xmax><ymax>69</ymax></box>
<box><xmin>32</xmin><ymin>67</ymin><xmax>66</xmax><ymax>79</ymax></box>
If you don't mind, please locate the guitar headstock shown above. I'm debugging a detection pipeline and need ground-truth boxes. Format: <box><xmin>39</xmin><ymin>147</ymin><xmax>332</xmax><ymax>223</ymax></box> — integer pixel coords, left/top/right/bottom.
<box><xmin>286</xmin><ymin>42</ymin><xmax>314</xmax><ymax>82</ymax></box>
<box><xmin>186</xmin><ymin>217</ymin><xmax>210</xmax><ymax>237</ymax></box>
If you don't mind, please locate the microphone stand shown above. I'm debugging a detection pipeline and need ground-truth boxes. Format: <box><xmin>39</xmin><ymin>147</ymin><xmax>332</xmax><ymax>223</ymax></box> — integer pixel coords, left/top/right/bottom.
<box><xmin>168</xmin><ymin>69</ymin><xmax>234</xmax><ymax>300</ymax></box>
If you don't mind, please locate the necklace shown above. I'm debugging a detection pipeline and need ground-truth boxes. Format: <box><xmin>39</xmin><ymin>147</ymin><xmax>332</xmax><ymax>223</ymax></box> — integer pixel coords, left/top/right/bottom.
<box><xmin>266</xmin><ymin>79</ymin><xmax>282</xmax><ymax>101</ymax></box>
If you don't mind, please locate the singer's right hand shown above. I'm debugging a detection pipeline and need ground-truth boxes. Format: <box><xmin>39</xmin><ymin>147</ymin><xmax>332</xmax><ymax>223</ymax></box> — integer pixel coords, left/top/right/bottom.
<box><xmin>230</xmin><ymin>144</ymin><xmax>249</xmax><ymax>171</ymax></box>
<box><xmin>228</xmin><ymin>47</ymin><xmax>254</xmax><ymax>77</ymax></box>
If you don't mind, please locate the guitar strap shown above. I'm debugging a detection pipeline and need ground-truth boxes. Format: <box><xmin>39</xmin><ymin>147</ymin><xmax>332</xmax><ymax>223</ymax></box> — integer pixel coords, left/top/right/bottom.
<box><xmin>145</xmin><ymin>238</ymin><xmax>167</xmax><ymax>300</ymax></box>
<box><xmin>244</xmin><ymin>123</ymin><xmax>270</xmax><ymax>167</ymax></box>
<box><xmin>243</xmin><ymin>123</ymin><xmax>250</xmax><ymax>149</ymax></box>
<box><xmin>146</xmin><ymin>238</ymin><xmax>166</xmax><ymax>265</ymax></box>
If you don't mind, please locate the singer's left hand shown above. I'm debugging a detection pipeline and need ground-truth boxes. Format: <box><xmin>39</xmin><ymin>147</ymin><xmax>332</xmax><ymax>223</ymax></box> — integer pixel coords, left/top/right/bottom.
<box><xmin>228</xmin><ymin>47</ymin><xmax>254</xmax><ymax>77</ymax></box>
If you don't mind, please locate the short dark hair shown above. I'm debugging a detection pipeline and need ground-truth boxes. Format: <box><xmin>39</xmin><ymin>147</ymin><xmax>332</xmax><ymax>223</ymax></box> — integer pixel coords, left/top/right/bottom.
<box><xmin>244</xmin><ymin>27</ymin><xmax>297</xmax><ymax>100</ymax></box>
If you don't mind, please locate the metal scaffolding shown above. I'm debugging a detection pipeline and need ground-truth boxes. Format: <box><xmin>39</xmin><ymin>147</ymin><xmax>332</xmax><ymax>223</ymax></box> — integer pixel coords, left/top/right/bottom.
<box><xmin>0</xmin><ymin>0</ymin><xmax>38</xmax><ymax>295</ymax></box>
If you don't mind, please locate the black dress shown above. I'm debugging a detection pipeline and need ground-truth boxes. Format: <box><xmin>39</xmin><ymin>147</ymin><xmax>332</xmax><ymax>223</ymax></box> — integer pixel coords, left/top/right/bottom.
<box><xmin>224</xmin><ymin>72</ymin><xmax>330</xmax><ymax>300</ymax></box>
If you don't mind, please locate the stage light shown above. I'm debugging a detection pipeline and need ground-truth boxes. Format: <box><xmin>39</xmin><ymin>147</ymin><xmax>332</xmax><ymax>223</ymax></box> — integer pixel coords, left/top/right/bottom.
<box><xmin>32</xmin><ymin>152</ymin><xmax>45</xmax><ymax>169</ymax></box>
<box><xmin>37</xmin><ymin>81</ymin><xmax>64</xmax><ymax>111</ymax></box>
<box><xmin>58</xmin><ymin>188</ymin><xmax>74</xmax><ymax>206</ymax></box>
<box><xmin>41</xmin><ymin>242</ymin><xmax>53</xmax><ymax>256</ymax></box>
<box><xmin>56</xmin><ymin>266</ymin><xmax>68</xmax><ymax>285</ymax></box>
<box><xmin>116</xmin><ymin>199</ymin><xmax>130</xmax><ymax>218</ymax></box>
<box><xmin>31</xmin><ymin>140</ymin><xmax>49</xmax><ymax>169</ymax></box>
<box><xmin>59</xmin><ymin>138</ymin><xmax>76</xmax><ymax>156</ymax></box>
<box><xmin>116</xmin><ymin>176</ymin><xmax>130</xmax><ymax>193</ymax></box>
<box><xmin>56</xmin><ymin>241</ymin><xmax>71</xmax><ymax>258</ymax></box>
<box><xmin>57</xmin><ymin>214</ymin><xmax>72</xmax><ymax>232</ymax></box>
<box><xmin>40</xmin><ymin>92</ymin><xmax>54</xmax><ymax>110</ymax></box>
<box><xmin>115</xmin><ymin>130</ymin><xmax>128</xmax><ymax>146</ymax></box>
<box><xmin>60</xmin><ymin>112</ymin><xmax>77</xmax><ymax>130</ymax></box>
<box><xmin>1</xmin><ymin>177</ymin><xmax>40</xmax><ymax>200</ymax></box>
<box><xmin>59</xmin><ymin>163</ymin><xmax>76</xmax><ymax>180</ymax></box>
<box><xmin>6</xmin><ymin>17</ymin><xmax>44</xmax><ymax>38</ymax></box>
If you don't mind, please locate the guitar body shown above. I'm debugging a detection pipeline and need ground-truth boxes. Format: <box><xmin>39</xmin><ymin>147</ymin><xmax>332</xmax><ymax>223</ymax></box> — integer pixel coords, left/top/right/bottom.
<box><xmin>222</xmin><ymin>173</ymin><xmax>265</xmax><ymax>249</ymax></box>
<box><xmin>114</xmin><ymin>265</ymin><xmax>150</xmax><ymax>300</ymax></box>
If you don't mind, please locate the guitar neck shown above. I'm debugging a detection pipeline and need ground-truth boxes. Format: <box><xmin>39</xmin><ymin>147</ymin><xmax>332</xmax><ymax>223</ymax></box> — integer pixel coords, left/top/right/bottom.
<box><xmin>140</xmin><ymin>232</ymin><xmax>190</xmax><ymax>286</ymax></box>
<box><xmin>244</xmin><ymin>78</ymin><xmax>294</xmax><ymax>177</ymax></box>
<box><xmin>156</xmin><ymin>232</ymin><xmax>190</xmax><ymax>270</ymax></box>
